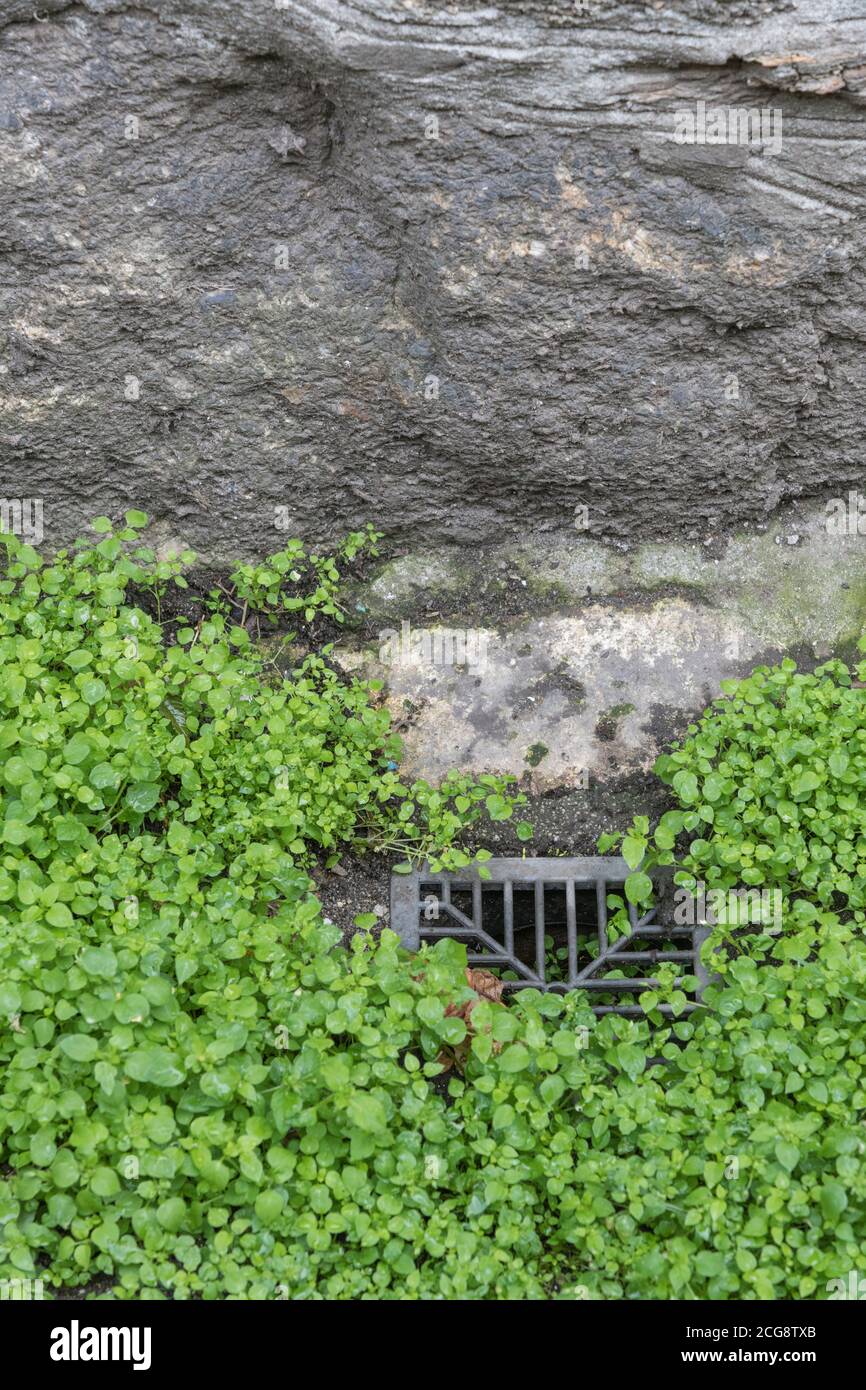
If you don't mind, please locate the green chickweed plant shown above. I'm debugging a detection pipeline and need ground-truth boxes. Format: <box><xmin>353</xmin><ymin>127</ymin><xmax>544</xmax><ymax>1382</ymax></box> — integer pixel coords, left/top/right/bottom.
<box><xmin>228</xmin><ymin>525</ymin><xmax>381</xmax><ymax>629</ymax></box>
<box><xmin>1</xmin><ymin>521</ymin><xmax>865</xmax><ymax>1300</ymax></box>
<box><xmin>600</xmin><ymin>654</ymin><xmax>866</xmax><ymax>927</ymax></box>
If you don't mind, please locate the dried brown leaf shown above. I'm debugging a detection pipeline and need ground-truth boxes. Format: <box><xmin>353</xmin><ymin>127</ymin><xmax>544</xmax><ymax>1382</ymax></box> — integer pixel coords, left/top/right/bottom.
<box><xmin>466</xmin><ymin>967</ymin><xmax>505</xmax><ymax>1003</ymax></box>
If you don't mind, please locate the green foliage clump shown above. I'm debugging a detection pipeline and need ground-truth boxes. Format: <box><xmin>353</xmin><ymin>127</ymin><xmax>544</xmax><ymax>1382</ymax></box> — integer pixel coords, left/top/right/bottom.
<box><xmin>602</xmin><ymin>653</ymin><xmax>866</xmax><ymax>928</ymax></box>
<box><xmin>1</xmin><ymin>519</ymin><xmax>865</xmax><ymax>1301</ymax></box>
<box><xmin>229</xmin><ymin>525</ymin><xmax>381</xmax><ymax>626</ymax></box>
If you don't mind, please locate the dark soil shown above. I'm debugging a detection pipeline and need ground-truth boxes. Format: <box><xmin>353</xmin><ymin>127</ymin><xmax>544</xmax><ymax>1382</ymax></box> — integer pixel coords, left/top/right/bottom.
<box><xmin>309</xmin><ymin>851</ymin><xmax>394</xmax><ymax>943</ymax></box>
<box><xmin>51</xmin><ymin>1277</ymin><xmax>118</xmax><ymax>1301</ymax></box>
<box><xmin>464</xmin><ymin>767</ymin><xmax>676</xmax><ymax>861</ymax></box>
<box><xmin>126</xmin><ymin>542</ymin><xmax>388</xmax><ymax>653</ymax></box>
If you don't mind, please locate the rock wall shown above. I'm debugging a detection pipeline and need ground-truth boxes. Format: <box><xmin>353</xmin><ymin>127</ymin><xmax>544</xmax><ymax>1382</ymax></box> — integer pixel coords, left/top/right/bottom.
<box><xmin>2</xmin><ymin>0</ymin><xmax>865</xmax><ymax>556</ymax></box>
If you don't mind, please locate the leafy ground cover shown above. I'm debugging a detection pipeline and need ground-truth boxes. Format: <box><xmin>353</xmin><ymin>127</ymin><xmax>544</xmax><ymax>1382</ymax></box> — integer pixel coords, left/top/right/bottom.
<box><xmin>1</xmin><ymin>517</ymin><xmax>864</xmax><ymax>1300</ymax></box>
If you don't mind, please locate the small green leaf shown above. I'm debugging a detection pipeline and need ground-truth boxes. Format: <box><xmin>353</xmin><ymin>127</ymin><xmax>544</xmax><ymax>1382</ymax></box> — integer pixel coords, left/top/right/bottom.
<box><xmin>622</xmin><ymin>835</ymin><xmax>647</xmax><ymax>870</ymax></box>
<box><xmin>46</xmin><ymin>903</ymin><xmax>74</xmax><ymax>928</ymax></box>
<box><xmin>255</xmin><ymin>1190</ymin><xmax>285</xmax><ymax>1223</ymax></box>
<box><xmin>819</xmin><ymin>1182</ymin><xmax>848</xmax><ymax>1222</ymax></box>
<box><xmin>157</xmin><ymin>1197</ymin><xmax>187</xmax><ymax>1232</ymax></box>
<box><xmin>346</xmin><ymin>1093</ymin><xmax>387</xmax><ymax>1133</ymax></box>
<box><xmin>125</xmin><ymin>1047</ymin><xmax>185</xmax><ymax>1087</ymax></box>
<box><xmin>828</xmin><ymin>748</ymin><xmax>849</xmax><ymax>777</ymax></box>
<box><xmin>30</xmin><ymin>1128</ymin><xmax>57</xmax><ymax>1167</ymax></box>
<box><xmin>775</xmin><ymin>1139</ymin><xmax>800</xmax><ymax>1173</ymax></box>
<box><xmin>499</xmin><ymin>1043</ymin><xmax>531</xmax><ymax>1073</ymax></box>
<box><xmin>125</xmin><ymin>782</ymin><xmax>160</xmax><ymax>814</ymax></box>
<box><xmin>672</xmin><ymin>770</ymin><xmax>699</xmax><ymax>803</ymax></box>
<box><xmin>78</xmin><ymin>946</ymin><xmax>118</xmax><ymax>978</ymax></box>
<box><xmin>59</xmin><ymin>1034</ymin><xmax>99</xmax><ymax>1062</ymax></box>
<box><xmin>65</xmin><ymin>649</ymin><xmax>93</xmax><ymax>671</ymax></box>
<box><xmin>625</xmin><ymin>871</ymin><xmax>653</xmax><ymax>906</ymax></box>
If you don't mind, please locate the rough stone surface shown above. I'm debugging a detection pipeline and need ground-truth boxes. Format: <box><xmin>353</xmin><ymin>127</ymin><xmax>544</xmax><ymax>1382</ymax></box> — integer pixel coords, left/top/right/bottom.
<box><xmin>2</xmin><ymin>1</ymin><xmax>866</xmax><ymax>556</ymax></box>
<box><xmin>337</xmin><ymin>500</ymin><xmax>866</xmax><ymax>781</ymax></box>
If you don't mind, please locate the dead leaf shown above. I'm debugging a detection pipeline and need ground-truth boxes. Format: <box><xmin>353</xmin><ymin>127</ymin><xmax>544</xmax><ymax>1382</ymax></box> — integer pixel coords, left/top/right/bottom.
<box><xmin>437</xmin><ymin>967</ymin><xmax>506</xmax><ymax>1072</ymax></box>
<box><xmin>466</xmin><ymin>967</ymin><xmax>504</xmax><ymax>1003</ymax></box>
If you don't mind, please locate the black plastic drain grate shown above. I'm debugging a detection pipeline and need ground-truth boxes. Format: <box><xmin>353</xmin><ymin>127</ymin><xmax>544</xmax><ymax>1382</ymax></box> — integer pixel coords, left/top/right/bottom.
<box><xmin>390</xmin><ymin>857</ymin><xmax>713</xmax><ymax>1017</ymax></box>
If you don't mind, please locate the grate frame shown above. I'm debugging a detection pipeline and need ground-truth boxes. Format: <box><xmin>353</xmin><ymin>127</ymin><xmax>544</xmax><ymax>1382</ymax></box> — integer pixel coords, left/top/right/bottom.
<box><xmin>391</xmin><ymin>857</ymin><xmax>714</xmax><ymax>1017</ymax></box>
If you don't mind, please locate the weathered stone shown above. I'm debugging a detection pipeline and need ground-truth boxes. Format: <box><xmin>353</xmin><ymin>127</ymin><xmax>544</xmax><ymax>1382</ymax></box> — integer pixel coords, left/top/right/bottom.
<box><xmin>333</xmin><ymin>500</ymin><xmax>866</xmax><ymax>782</ymax></box>
<box><xmin>2</xmin><ymin>1</ymin><xmax>866</xmax><ymax>556</ymax></box>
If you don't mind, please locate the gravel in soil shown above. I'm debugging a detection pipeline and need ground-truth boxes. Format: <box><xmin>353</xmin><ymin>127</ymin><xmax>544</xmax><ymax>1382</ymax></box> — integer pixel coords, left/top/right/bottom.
<box><xmin>309</xmin><ymin>852</ymin><xmax>394</xmax><ymax>943</ymax></box>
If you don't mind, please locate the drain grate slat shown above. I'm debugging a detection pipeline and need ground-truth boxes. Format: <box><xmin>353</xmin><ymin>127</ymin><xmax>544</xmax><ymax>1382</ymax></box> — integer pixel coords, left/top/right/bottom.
<box><xmin>390</xmin><ymin>856</ymin><xmax>711</xmax><ymax>1017</ymax></box>
<box><xmin>565</xmin><ymin>878</ymin><xmax>578</xmax><ymax>985</ymax></box>
<box><xmin>503</xmin><ymin>878</ymin><xmax>514</xmax><ymax>958</ymax></box>
<box><xmin>595</xmin><ymin>877</ymin><xmax>607</xmax><ymax>957</ymax></box>
<box><xmin>534</xmin><ymin>880</ymin><xmax>545</xmax><ymax>986</ymax></box>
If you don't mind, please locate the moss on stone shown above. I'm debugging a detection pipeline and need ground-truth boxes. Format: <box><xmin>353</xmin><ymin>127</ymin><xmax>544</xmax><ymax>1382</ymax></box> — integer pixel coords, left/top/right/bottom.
<box><xmin>524</xmin><ymin>741</ymin><xmax>549</xmax><ymax>767</ymax></box>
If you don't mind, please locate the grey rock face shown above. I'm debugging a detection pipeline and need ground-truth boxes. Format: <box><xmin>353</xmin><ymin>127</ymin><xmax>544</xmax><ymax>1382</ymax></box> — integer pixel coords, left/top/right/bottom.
<box><xmin>2</xmin><ymin>0</ymin><xmax>866</xmax><ymax>557</ymax></box>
